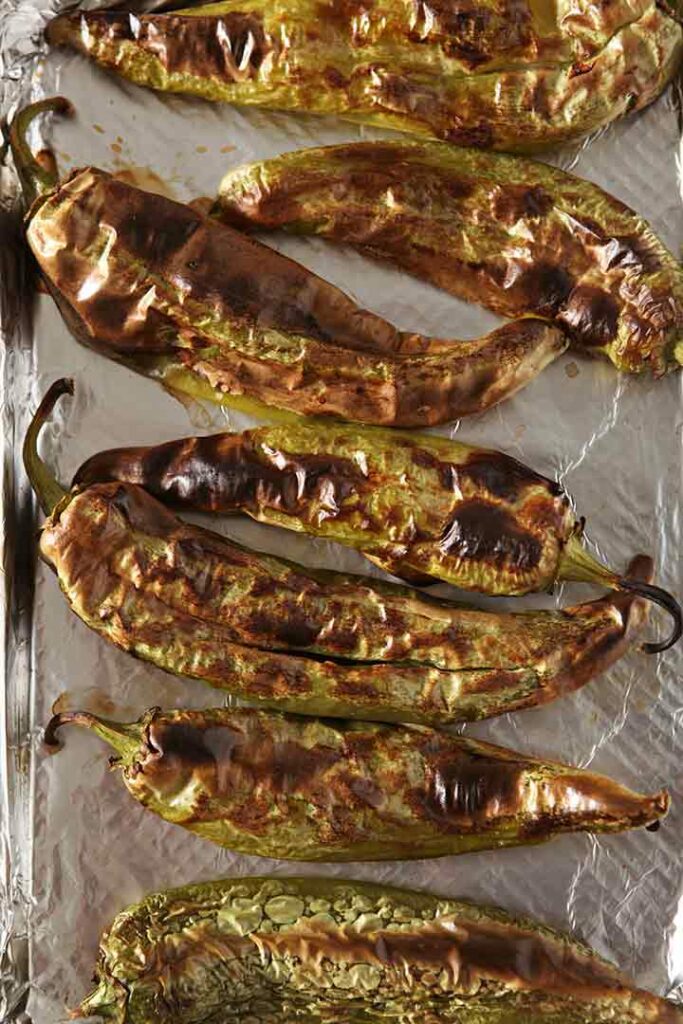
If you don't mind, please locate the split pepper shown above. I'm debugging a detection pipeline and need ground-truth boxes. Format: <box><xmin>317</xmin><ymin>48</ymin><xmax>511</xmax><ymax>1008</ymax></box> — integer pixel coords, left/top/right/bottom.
<box><xmin>11</xmin><ymin>98</ymin><xmax>567</xmax><ymax>427</ymax></box>
<box><xmin>215</xmin><ymin>139</ymin><xmax>683</xmax><ymax>375</ymax></box>
<box><xmin>45</xmin><ymin>705</ymin><xmax>669</xmax><ymax>861</ymax></box>
<box><xmin>23</xmin><ymin>380</ymin><xmax>680</xmax><ymax>728</ymax></box>
<box><xmin>74</xmin><ymin>875</ymin><xmax>683</xmax><ymax>1023</ymax></box>
<box><xmin>45</xmin><ymin>0</ymin><xmax>683</xmax><ymax>151</ymax></box>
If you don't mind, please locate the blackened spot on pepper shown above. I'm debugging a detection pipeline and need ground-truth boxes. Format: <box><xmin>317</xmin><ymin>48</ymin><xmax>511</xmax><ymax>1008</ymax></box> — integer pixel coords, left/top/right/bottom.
<box><xmin>559</xmin><ymin>285</ymin><xmax>619</xmax><ymax>348</ymax></box>
<box><xmin>411</xmin><ymin>756</ymin><xmax>523</xmax><ymax>824</ymax></box>
<box><xmin>440</xmin><ymin>499</ymin><xmax>542</xmax><ymax>570</ymax></box>
<box><xmin>411</xmin><ymin>448</ymin><xmax>458</xmax><ymax>491</ymax></box>
<box><xmin>515</xmin><ymin>262</ymin><xmax>574</xmax><ymax>317</ymax></box>
<box><xmin>460</xmin><ymin>450</ymin><xmax>562</xmax><ymax>500</ymax></box>
<box><xmin>491</xmin><ymin>185</ymin><xmax>553</xmax><ymax>225</ymax></box>
<box><xmin>246</xmin><ymin>607</ymin><xmax>322</xmax><ymax>649</ymax></box>
<box><xmin>443</xmin><ymin>121</ymin><xmax>494</xmax><ymax>148</ymax></box>
<box><xmin>324</xmin><ymin>66</ymin><xmax>350</xmax><ymax>88</ymax></box>
<box><xmin>101</xmin><ymin>12</ymin><xmax>270</xmax><ymax>79</ymax></box>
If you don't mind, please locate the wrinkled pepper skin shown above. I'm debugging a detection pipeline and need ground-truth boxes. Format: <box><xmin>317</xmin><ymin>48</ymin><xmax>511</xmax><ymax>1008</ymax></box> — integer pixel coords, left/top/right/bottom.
<box><xmin>74</xmin><ymin>420</ymin><xmax>581</xmax><ymax>594</ymax></box>
<box><xmin>216</xmin><ymin>140</ymin><xmax>683</xmax><ymax>375</ymax></box>
<box><xmin>25</xmin><ymin>163</ymin><xmax>566</xmax><ymax>426</ymax></box>
<box><xmin>75</xmin><ymin>876</ymin><xmax>683</xmax><ymax>1023</ymax></box>
<box><xmin>46</xmin><ymin>1</ymin><xmax>682</xmax><ymax>151</ymax></box>
<box><xmin>24</xmin><ymin>382</ymin><xmax>682</xmax><ymax>724</ymax></box>
<box><xmin>45</xmin><ymin>706</ymin><xmax>669</xmax><ymax>860</ymax></box>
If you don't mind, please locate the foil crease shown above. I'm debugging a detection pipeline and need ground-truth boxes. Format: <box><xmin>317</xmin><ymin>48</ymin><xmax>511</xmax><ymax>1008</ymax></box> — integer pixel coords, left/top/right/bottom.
<box><xmin>1</xmin><ymin>1</ymin><xmax>682</xmax><ymax>1020</ymax></box>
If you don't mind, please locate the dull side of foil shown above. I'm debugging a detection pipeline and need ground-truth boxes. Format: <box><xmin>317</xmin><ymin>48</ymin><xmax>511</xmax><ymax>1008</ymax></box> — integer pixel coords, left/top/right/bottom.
<box><xmin>215</xmin><ymin>139</ymin><xmax>683</xmax><ymax>375</ymax></box>
<box><xmin>24</xmin><ymin>165</ymin><xmax>566</xmax><ymax>426</ymax></box>
<box><xmin>74</xmin><ymin>876</ymin><xmax>683</xmax><ymax>1023</ymax></box>
<box><xmin>45</xmin><ymin>1</ymin><xmax>683</xmax><ymax>150</ymax></box>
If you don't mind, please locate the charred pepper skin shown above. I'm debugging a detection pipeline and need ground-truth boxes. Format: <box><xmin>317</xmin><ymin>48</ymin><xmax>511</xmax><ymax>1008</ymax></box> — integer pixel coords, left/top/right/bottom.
<box><xmin>74</xmin><ymin>876</ymin><xmax>683</xmax><ymax>1023</ymax></box>
<box><xmin>12</xmin><ymin>100</ymin><xmax>566</xmax><ymax>427</ymax></box>
<box><xmin>23</xmin><ymin>382</ymin><xmax>681</xmax><ymax>727</ymax></box>
<box><xmin>70</xmin><ymin>413</ymin><xmax>682</xmax><ymax>650</ymax></box>
<box><xmin>44</xmin><ymin>706</ymin><xmax>669</xmax><ymax>861</ymax></box>
<box><xmin>45</xmin><ymin>1</ymin><xmax>682</xmax><ymax>151</ymax></box>
<box><xmin>216</xmin><ymin>140</ymin><xmax>683</xmax><ymax>375</ymax></box>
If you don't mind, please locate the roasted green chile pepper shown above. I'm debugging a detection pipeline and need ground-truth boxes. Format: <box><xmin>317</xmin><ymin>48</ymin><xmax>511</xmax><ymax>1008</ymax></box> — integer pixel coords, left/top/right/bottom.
<box><xmin>73</xmin><ymin>875</ymin><xmax>683</xmax><ymax>1022</ymax></box>
<box><xmin>11</xmin><ymin>99</ymin><xmax>567</xmax><ymax>427</ymax></box>
<box><xmin>216</xmin><ymin>140</ymin><xmax>683</xmax><ymax>375</ymax></box>
<box><xmin>71</xmin><ymin>410</ymin><xmax>683</xmax><ymax>649</ymax></box>
<box><xmin>45</xmin><ymin>1</ymin><xmax>682</xmax><ymax>151</ymax></box>
<box><xmin>45</xmin><ymin>705</ymin><xmax>669</xmax><ymax>860</ymax></box>
<box><xmin>23</xmin><ymin>381</ymin><xmax>677</xmax><ymax>723</ymax></box>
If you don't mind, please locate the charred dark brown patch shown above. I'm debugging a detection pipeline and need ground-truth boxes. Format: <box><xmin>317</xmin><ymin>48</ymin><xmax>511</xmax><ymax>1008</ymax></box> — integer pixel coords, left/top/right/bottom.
<box><xmin>514</xmin><ymin>262</ymin><xmax>574</xmax><ymax>316</ymax></box>
<box><xmin>323</xmin><ymin>66</ymin><xmax>349</xmax><ymax>88</ymax></box>
<box><xmin>440</xmin><ymin>500</ymin><xmax>542</xmax><ymax>570</ymax></box>
<box><xmin>133</xmin><ymin>434</ymin><xmax>368</xmax><ymax>516</ymax></box>
<box><xmin>100</xmin><ymin>12</ymin><xmax>271</xmax><ymax>79</ymax></box>
<box><xmin>409</xmin><ymin>756</ymin><xmax>523</xmax><ymax>825</ymax></box>
<box><xmin>559</xmin><ymin>285</ymin><xmax>619</xmax><ymax>347</ymax></box>
<box><xmin>246</xmin><ymin>607</ymin><xmax>322</xmax><ymax>649</ymax></box>
<box><xmin>443</xmin><ymin>120</ymin><xmax>495</xmax><ymax>148</ymax></box>
<box><xmin>491</xmin><ymin>185</ymin><xmax>554</xmax><ymax>225</ymax></box>
<box><xmin>409</xmin><ymin>0</ymin><xmax>531</xmax><ymax>67</ymax></box>
<box><xmin>460</xmin><ymin>450</ymin><xmax>562</xmax><ymax>501</ymax></box>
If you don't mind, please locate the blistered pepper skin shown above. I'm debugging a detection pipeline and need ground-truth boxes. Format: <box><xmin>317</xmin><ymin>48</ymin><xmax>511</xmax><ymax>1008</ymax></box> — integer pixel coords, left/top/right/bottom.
<box><xmin>45</xmin><ymin>706</ymin><xmax>669</xmax><ymax>861</ymax></box>
<box><xmin>46</xmin><ymin>1</ymin><xmax>682</xmax><ymax>151</ymax></box>
<box><xmin>216</xmin><ymin>140</ymin><xmax>683</xmax><ymax>375</ymax></box>
<box><xmin>75</xmin><ymin>876</ymin><xmax>683</xmax><ymax>1023</ymax></box>
<box><xmin>74</xmin><ymin>420</ymin><xmax>580</xmax><ymax>595</ymax></box>
<box><xmin>39</xmin><ymin>480</ymin><xmax>657</xmax><ymax>723</ymax></box>
<box><xmin>23</xmin><ymin>381</ymin><xmax>681</xmax><ymax>721</ymax></box>
<box><xmin>25</xmin><ymin>165</ymin><xmax>566</xmax><ymax>426</ymax></box>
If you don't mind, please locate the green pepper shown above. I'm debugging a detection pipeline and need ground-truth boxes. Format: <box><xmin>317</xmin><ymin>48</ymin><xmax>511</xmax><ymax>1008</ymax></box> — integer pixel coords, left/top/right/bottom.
<box><xmin>21</xmin><ymin>380</ymin><xmax>679</xmax><ymax>728</ymax></box>
<box><xmin>70</xmin><ymin>408</ymin><xmax>682</xmax><ymax>647</ymax></box>
<box><xmin>74</xmin><ymin>875</ymin><xmax>683</xmax><ymax>1022</ymax></box>
<box><xmin>215</xmin><ymin>139</ymin><xmax>683</xmax><ymax>375</ymax></box>
<box><xmin>10</xmin><ymin>98</ymin><xmax>567</xmax><ymax>427</ymax></box>
<box><xmin>45</xmin><ymin>1</ymin><xmax>682</xmax><ymax>151</ymax></box>
<box><xmin>45</xmin><ymin>704</ymin><xmax>668</xmax><ymax>860</ymax></box>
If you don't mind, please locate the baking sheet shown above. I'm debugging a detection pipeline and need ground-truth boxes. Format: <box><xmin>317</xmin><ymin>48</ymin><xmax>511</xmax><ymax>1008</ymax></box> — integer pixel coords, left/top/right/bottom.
<box><xmin>1</xmin><ymin>2</ymin><xmax>682</xmax><ymax>1019</ymax></box>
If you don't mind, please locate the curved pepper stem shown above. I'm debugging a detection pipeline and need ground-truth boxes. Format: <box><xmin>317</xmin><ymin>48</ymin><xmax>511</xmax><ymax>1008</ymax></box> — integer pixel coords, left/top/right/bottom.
<box><xmin>44</xmin><ymin>709</ymin><xmax>145</xmax><ymax>768</ymax></box>
<box><xmin>559</xmin><ymin>535</ymin><xmax>682</xmax><ymax>654</ymax></box>
<box><xmin>9</xmin><ymin>96</ymin><xmax>72</xmax><ymax>206</ymax></box>
<box><xmin>22</xmin><ymin>377</ymin><xmax>73</xmax><ymax>515</ymax></box>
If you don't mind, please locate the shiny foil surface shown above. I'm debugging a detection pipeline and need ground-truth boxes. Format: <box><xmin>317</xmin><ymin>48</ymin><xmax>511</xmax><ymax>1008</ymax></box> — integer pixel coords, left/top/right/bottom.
<box><xmin>1</xmin><ymin>1</ymin><xmax>682</xmax><ymax>1020</ymax></box>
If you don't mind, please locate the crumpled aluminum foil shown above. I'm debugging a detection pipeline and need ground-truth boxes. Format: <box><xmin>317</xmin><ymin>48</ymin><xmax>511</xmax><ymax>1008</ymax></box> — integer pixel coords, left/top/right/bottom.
<box><xmin>1</xmin><ymin>2</ymin><xmax>682</xmax><ymax>1020</ymax></box>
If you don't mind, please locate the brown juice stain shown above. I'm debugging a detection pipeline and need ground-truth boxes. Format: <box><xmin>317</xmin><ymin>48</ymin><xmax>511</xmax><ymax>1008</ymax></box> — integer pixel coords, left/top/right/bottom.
<box><xmin>112</xmin><ymin>165</ymin><xmax>177</xmax><ymax>200</ymax></box>
<box><xmin>93</xmin><ymin>124</ymin><xmax>105</xmax><ymax>134</ymax></box>
<box><xmin>110</xmin><ymin>142</ymin><xmax>122</xmax><ymax>155</ymax></box>
<box><xmin>565</xmin><ymin>361</ymin><xmax>580</xmax><ymax>378</ymax></box>
<box><xmin>116</xmin><ymin>135</ymin><xmax>124</xmax><ymax>144</ymax></box>
<box><xmin>196</xmin><ymin>145</ymin><xmax>208</xmax><ymax>154</ymax></box>
<box><xmin>221</xmin><ymin>145</ymin><xmax>236</xmax><ymax>154</ymax></box>
<box><xmin>52</xmin><ymin>688</ymin><xmax>120</xmax><ymax>718</ymax></box>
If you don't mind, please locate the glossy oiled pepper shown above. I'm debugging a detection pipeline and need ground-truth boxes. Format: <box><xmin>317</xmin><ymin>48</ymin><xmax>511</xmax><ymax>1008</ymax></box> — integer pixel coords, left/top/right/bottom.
<box><xmin>216</xmin><ymin>140</ymin><xmax>683</xmax><ymax>375</ymax></box>
<box><xmin>45</xmin><ymin>705</ymin><xmax>669</xmax><ymax>860</ymax></box>
<box><xmin>74</xmin><ymin>875</ymin><xmax>683</xmax><ymax>1023</ymax></box>
<box><xmin>45</xmin><ymin>1</ymin><xmax>682</xmax><ymax>151</ymax></box>
<box><xmin>11</xmin><ymin>99</ymin><xmax>567</xmax><ymax>427</ymax></box>
<box><xmin>23</xmin><ymin>381</ymin><xmax>676</xmax><ymax>723</ymax></box>
<box><xmin>71</xmin><ymin>409</ymin><xmax>682</xmax><ymax>650</ymax></box>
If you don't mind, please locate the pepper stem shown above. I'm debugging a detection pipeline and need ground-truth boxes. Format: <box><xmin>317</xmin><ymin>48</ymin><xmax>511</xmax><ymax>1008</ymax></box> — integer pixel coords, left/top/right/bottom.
<box><xmin>9</xmin><ymin>96</ymin><xmax>73</xmax><ymax>206</ymax></box>
<box><xmin>559</xmin><ymin>535</ymin><xmax>682</xmax><ymax>654</ymax></box>
<box><xmin>44</xmin><ymin>710</ymin><xmax>142</xmax><ymax>767</ymax></box>
<box><xmin>23</xmin><ymin>378</ymin><xmax>74</xmax><ymax>516</ymax></box>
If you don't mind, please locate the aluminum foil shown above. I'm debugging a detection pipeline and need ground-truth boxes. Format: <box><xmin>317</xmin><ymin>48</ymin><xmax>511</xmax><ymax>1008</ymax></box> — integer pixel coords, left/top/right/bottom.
<box><xmin>1</xmin><ymin>3</ymin><xmax>682</xmax><ymax>1019</ymax></box>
